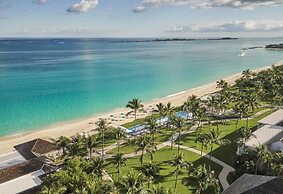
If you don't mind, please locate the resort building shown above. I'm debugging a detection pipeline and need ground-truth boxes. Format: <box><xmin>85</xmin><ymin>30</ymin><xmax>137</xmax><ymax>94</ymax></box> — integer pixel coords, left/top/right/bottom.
<box><xmin>239</xmin><ymin>109</ymin><xmax>283</xmax><ymax>153</ymax></box>
<box><xmin>222</xmin><ymin>174</ymin><xmax>283</xmax><ymax>194</ymax></box>
<box><xmin>257</xmin><ymin>109</ymin><xmax>283</xmax><ymax>127</ymax></box>
<box><xmin>0</xmin><ymin>139</ymin><xmax>55</xmax><ymax>194</ymax></box>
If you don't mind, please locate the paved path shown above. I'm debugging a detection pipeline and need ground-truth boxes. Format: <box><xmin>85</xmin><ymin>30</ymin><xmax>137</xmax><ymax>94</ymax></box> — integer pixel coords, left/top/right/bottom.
<box><xmin>252</xmin><ymin>109</ymin><xmax>270</xmax><ymax>118</ymax></box>
<box><xmin>174</xmin><ymin>144</ymin><xmax>235</xmax><ymax>190</ymax></box>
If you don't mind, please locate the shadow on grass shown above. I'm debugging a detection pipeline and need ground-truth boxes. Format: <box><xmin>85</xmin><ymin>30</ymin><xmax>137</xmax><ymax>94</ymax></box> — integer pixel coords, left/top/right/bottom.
<box><xmin>209</xmin><ymin>125</ymin><xmax>257</xmax><ymax>167</ymax></box>
<box><xmin>181</xmin><ymin>156</ymin><xmax>224</xmax><ymax>194</ymax></box>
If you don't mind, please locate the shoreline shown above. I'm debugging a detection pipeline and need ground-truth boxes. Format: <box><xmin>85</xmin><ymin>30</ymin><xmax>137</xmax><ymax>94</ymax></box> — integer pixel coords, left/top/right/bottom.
<box><xmin>0</xmin><ymin>60</ymin><xmax>282</xmax><ymax>154</ymax></box>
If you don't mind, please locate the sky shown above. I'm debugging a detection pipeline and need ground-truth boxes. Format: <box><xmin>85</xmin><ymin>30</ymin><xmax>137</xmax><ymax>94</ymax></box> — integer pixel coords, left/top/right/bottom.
<box><xmin>0</xmin><ymin>0</ymin><xmax>283</xmax><ymax>37</ymax></box>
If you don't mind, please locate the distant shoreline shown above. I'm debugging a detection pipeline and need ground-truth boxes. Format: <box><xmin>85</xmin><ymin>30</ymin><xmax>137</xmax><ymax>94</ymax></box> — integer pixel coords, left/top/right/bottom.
<box><xmin>109</xmin><ymin>37</ymin><xmax>238</xmax><ymax>43</ymax></box>
<box><xmin>0</xmin><ymin>59</ymin><xmax>282</xmax><ymax>155</ymax></box>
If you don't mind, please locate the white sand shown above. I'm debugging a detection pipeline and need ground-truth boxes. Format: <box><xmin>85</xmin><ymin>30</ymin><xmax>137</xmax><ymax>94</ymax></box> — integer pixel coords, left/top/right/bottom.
<box><xmin>0</xmin><ymin>61</ymin><xmax>282</xmax><ymax>154</ymax></box>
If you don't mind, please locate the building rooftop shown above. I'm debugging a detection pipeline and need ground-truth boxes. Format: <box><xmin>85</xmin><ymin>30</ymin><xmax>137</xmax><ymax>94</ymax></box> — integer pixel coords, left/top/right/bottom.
<box><xmin>0</xmin><ymin>169</ymin><xmax>44</xmax><ymax>194</ymax></box>
<box><xmin>245</xmin><ymin>125</ymin><xmax>283</xmax><ymax>148</ymax></box>
<box><xmin>0</xmin><ymin>158</ymin><xmax>44</xmax><ymax>184</ymax></box>
<box><xmin>222</xmin><ymin>174</ymin><xmax>283</xmax><ymax>194</ymax></box>
<box><xmin>258</xmin><ymin>109</ymin><xmax>283</xmax><ymax>126</ymax></box>
<box><xmin>14</xmin><ymin>139</ymin><xmax>55</xmax><ymax>160</ymax></box>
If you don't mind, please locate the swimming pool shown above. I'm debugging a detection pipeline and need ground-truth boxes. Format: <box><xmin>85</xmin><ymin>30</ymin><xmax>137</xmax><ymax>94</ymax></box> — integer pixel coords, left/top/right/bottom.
<box><xmin>127</xmin><ymin>125</ymin><xmax>147</xmax><ymax>135</ymax></box>
<box><xmin>175</xmin><ymin>111</ymin><xmax>193</xmax><ymax>119</ymax></box>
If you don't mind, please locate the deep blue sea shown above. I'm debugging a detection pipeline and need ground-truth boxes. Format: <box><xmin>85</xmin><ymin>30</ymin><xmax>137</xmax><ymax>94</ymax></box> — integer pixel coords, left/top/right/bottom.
<box><xmin>0</xmin><ymin>38</ymin><xmax>283</xmax><ymax>136</ymax></box>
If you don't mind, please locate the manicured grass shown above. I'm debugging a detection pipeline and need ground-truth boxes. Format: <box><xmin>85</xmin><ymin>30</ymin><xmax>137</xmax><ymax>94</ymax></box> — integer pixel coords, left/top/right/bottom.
<box><xmin>107</xmin><ymin>142</ymin><xmax>137</xmax><ymax>154</ymax></box>
<box><xmin>96</xmin><ymin>139</ymin><xmax>117</xmax><ymax>149</ymax></box>
<box><xmin>106</xmin><ymin>147</ymin><xmax>223</xmax><ymax>194</ymax></box>
<box><xmin>179</xmin><ymin>110</ymin><xmax>273</xmax><ymax>167</ymax></box>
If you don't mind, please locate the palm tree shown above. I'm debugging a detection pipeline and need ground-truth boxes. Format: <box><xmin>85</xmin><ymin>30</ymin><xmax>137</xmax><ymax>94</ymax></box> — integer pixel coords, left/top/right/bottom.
<box><xmin>90</xmin><ymin>157</ymin><xmax>105</xmax><ymax>178</ymax></box>
<box><xmin>95</xmin><ymin>118</ymin><xmax>110</xmax><ymax>159</ymax></box>
<box><xmin>206</xmin><ymin>95</ymin><xmax>218</xmax><ymax>113</ymax></box>
<box><xmin>164</xmin><ymin>102</ymin><xmax>174</xmax><ymax>115</ymax></box>
<box><xmin>242</xmin><ymin>69</ymin><xmax>254</xmax><ymax>80</ymax></box>
<box><xmin>205</xmin><ymin>127</ymin><xmax>231</xmax><ymax>158</ymax></box>
<box><xmin>156</xmin><ymin>102</ymin><xmax>166</xmax><ymax>117</ymax></box>
<box><xmin>216</xmin><ymin>92</ymin><xmax>229</xmax><ymax>120</ymax></box>
<box><xmin>163</xmin><ymin>102</ymin><xmax>174</xmax><ymax>130</ymax></box>
<box><xmin>170</xmin><ymin>153</ymin><xmax>188</xmax><ymax>190</ymax></box>
<box><xmin>118</xmin><ymin>170</ymin><xmax>144</xmax><ymax>194</ymax></box>
<box><xmin>255</xmin><ymin>145</ymin><xmax>273</xmax><ymax>175</ymax></box>
<box><xmin>126</xmin><ymin>98</ymin><xmax>144</xmax><ymax>120</ymax></box>
<box><xmin>71</xmin><ymin>134</ymin><xmax>84</xmax><ymax>144</ymax></box>
<box><xmin>183</xmin><ymin>95</ymin><xmax>201</xmax><ymax>119</ymax></box>
<box><xmin>195</xmin><ymin>134</ymin><xmax>209</xmax><ymax>157</ymax></box>
<box><xmin>135</xmin><ymin>135</ymin><xmax>157</xmax><ymax>166</ymax></box>
<box><xmin>244</xmin><ymin>91</ymin><xmax>260</xmax><ymax>129</ymax></box>
<box><xmin>111</xmin><ymin>153</ymin><xmax>127</xmax><ymax>180</ymax></box>
<box><xmin>237</xmin><ymin>127</ymin><xmax>256</xmax><ymax>150</ymax></box>
<box><xmin>186</xmin><ymin>164</ymin><xmax>220</xmax><ymax>194</ymax></box>
<box><xmin>270</xmin><ymin>152</ymin><xmax>283</xmax><ymax>178</ymax></box>
<box><xmin>233</xmin><ymin>99</ymin><xmax>249</xmax><ymax>130</ymax></box>
<box><xmin>66</xmin><ymin>141</ymin><xmax>88</xmax><ymax>158</ymax></box>
<box><xmin>116</xmin><ymin>127</ymin><xmax>126</xmax><ymax>154</ymax></box>
<box><xmin>41</xmin><ymin>185</ymin><xmax>67</xmax><ymax>194</ymax></box>
<box><xmin>52</xmin><ymin>136</ymin><xmax>71</xmax><ymax>156</ymax></box>
<box><xmin>84</xmin><ymin>178</ymin><xmax>113</xmax><ymax>194</ymax></box>
<box><xmin>141</xmin><ymin>162</ymin><xmax>160</xmax><ymax>188</ymax></box>
<box><xmin>146</xmin><ymin>117</ymin><xmax>158</xmax><ymax>142</ymax></box>
<box><xmin>84</xmin><ymin>135</ymin><xmax>100</xmax><ymax>159</ymax></box>
<box><xmin>216</xmin><ymin>79</ymin><xmax>228</xmax><ymax>90</ymax></box>
<box><xmin>172</xmin><ymin>116</ymin><xmax>185</xmax><ymax>154</ymax></box>
<box><xmin>195</xmin><ymin>106</ymin><xmax>207</xmax><ymax>131</ymax></box>
<box><xmin>147</xmin><ymin>184</ymin><xmax>174</xmax><ymax>194</ymax></box>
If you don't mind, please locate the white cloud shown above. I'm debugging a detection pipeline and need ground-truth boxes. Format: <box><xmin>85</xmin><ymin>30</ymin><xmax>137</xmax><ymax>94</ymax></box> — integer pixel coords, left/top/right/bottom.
<box><xmin>33</xmin><ymin>0</ymin><xmax>49</xmax><ymax>5</ymax></box>
<box><xmin>67</xmin><ymin>0</ymin><xmax>98</xmax><ymax>13</ymax></box>
<box><xmin>133</xmin><ymin>6</ymin><xmax>146</xmax><ymax>13</ymax></box>
<box><xmin>135</xmin><ymin>0</ymin><xmax>283</xmax><ymax>12</ymax></box>
<box><xmin>165</xmin><ymin>20</ymin><xmax>283</xmax><ymax>33</ymax></box>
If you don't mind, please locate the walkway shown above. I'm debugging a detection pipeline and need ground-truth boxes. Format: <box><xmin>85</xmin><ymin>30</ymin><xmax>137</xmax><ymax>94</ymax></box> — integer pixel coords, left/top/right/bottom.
<box><xmin>174</xmin><ymin>144</ymin><xmax>235</xmax><ymax>190</ymax></box>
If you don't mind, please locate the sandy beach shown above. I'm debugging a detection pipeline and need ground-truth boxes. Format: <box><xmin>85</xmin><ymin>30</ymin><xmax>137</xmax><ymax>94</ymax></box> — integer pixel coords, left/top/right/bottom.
<box><xmin>0</xmin><ymin>60</ymin><xmax>282</xmax><ymax>155</ymax></box>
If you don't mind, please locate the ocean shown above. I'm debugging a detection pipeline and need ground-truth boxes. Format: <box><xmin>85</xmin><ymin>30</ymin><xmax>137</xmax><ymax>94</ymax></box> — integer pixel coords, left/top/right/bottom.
<box><xmin>0</xmin><ymin>38</ymin><xmax>283</xmax><ymax>136</ymax></box>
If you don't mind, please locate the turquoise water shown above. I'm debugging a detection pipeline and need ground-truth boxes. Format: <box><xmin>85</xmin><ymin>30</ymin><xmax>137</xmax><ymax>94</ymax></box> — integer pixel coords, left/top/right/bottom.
<box><xmin>1</xmin><ymin>38</ymin><xmax>283</xmax><ymax>136</ymax></box>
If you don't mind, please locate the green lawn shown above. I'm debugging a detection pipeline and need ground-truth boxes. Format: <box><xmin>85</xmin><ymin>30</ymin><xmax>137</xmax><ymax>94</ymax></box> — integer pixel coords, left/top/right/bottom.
<box><xmin>96</xmin><ymin>139</ymin><xmax>117</xmax><ymax>149</ymax></box>
<box><xmin>179</xmin><ymin>110</ymin><xmax>273</xmax><ymax>167</ymax></box>
<box><xmin>107</xmin><ymin>129</ymin><xmax>172</xmax><ymax>155</ymax></box>
<box><xmin>106</xmin><ymin>147</ymin><xmax>223</xmax><ymax>194</ymax></box>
